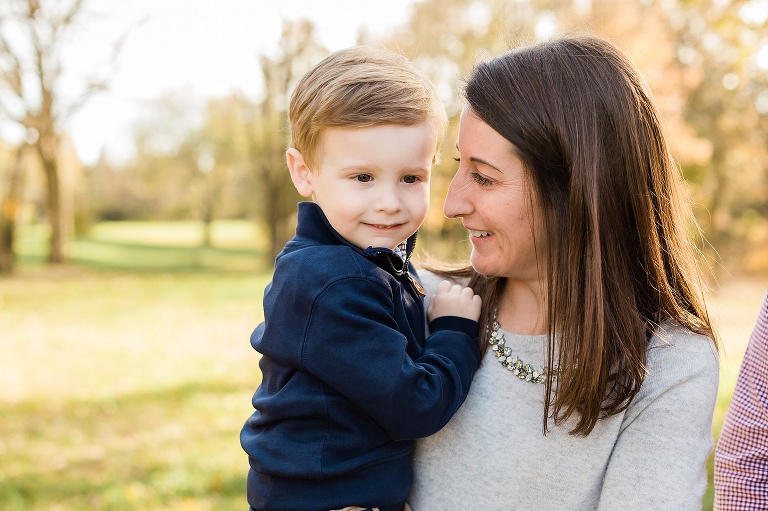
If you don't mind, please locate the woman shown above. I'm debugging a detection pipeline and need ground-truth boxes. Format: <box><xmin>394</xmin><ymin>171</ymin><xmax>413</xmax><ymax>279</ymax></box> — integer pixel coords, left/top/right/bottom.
<box><xmin>410</xmin><ymin>34</ymin><xmax>719</xmax><ymax>510</ymax></box>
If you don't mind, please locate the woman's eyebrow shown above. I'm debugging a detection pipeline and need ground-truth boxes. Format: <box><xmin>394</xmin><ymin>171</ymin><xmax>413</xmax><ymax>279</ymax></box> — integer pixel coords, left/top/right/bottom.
<box><xmin>469</xmin><ymin>156</ymin><xmax>504</xmax><ymax>174</ymax></box>
<box><xmin>456</xmin><ymin>143</ymin><xmax>504</xmax><ymax>173</ymax></box>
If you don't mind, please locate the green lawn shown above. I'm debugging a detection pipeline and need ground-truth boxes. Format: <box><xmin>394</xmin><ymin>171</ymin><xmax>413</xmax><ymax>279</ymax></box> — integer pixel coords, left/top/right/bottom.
<box><xmin>2</xmin><ymin>222</ymin><xmax>270</xmax><ymax>510</ymax></box>
<box><xmin>15</xmin><ymin>220</ymin><xmax>269</xmax><ymax>272</ymax></box>
<box><xmin>1</xmin><ymin>221</ymin><xmax>765</xmax><ymax>510</ymax></box>
<box><xmin>1</xmin><ymin>266</ymin><xmax>270</xmax><ymax>510</ymax></box>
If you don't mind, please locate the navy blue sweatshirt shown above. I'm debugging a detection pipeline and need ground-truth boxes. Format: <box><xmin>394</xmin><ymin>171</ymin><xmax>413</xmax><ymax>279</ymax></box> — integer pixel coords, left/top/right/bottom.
<box><xmin>240</xmin><ymin>202</ymin><xmax>481</xmax><ymax>511</ymax></box>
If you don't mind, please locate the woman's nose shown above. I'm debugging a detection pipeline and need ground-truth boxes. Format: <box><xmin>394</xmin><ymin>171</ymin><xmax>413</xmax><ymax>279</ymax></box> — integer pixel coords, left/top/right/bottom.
<box><xmin>443</xmin><ymin>172</ymin><xmax>471</xmax><ymax>219</ymax></box>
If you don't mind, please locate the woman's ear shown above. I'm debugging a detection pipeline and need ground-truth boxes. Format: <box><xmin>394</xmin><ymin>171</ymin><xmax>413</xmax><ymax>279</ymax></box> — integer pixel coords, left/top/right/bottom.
<box><xmin>286</xmin><ymin>148</ymin><xmax>314</xmax><ymax>197</ymax></box>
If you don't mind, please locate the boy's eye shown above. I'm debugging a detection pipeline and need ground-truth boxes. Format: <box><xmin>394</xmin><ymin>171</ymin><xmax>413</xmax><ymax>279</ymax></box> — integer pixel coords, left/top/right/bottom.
<box><xmin>402</xmin><ymin>175</ymin><xmax>420</xmax><ymax>184</ymax></box>
<box><xmin>355</xmin><ymin>174</ymin><xmax>372</xmax><ymax>182</ymax></box>
<box><xmin>470</xmin><ymin>172</ymin><xmax>493</xmax><ymax>187</ymax></box>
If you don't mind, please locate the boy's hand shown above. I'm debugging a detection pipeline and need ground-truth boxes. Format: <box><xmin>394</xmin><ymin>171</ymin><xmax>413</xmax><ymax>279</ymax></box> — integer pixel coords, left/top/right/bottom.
<box><xmin>427</xmin><ymin>280</ymin><xmax>482</xmax><ymax>322</ymax></box>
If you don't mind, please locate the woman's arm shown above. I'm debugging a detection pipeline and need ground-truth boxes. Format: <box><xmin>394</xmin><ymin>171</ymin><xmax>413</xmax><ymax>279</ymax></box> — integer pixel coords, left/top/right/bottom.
<box><xmin>597</xmin><ymin>325</ymin><xmax>719</xmax><ymax>511</ymax></box>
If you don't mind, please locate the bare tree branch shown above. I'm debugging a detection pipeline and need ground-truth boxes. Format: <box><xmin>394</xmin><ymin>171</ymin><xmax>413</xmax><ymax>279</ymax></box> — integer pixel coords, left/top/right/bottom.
<box><xmin>61</xmin><ymin>0</ymin><xmax>86</xmax><ymax>26</ymax></box>
<box><xmin>61</xmin><ymin>17</ymin><xmax>139</xmax><ymax>120</ymax></box>
<box><xmin>0</xmin><ymin>97</ymin><xmax>27</xmax><ymax>124</ymax></box>
<box><xmin>0</xmin><ymin>33</ymin><xmax>26</xmax><ymax>98</ymax></box>
<box><xmin>0</xmin><ymin>0</ymin><xmax>131</xmax><ymax>263</ymax></box>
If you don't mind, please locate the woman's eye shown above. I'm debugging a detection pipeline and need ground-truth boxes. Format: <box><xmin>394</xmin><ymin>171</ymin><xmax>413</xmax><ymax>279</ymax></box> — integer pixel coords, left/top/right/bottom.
<box><xmin>453</xmin><ymin>157</ymin><xmax>461</xmax><ymax>162</ymax></box>
<box><xmin>470</xmin><ymin>172</ymin><xmax>493</xmax><ymax>186</ymax></box>
<box><xmin>402</xmin><ymin>175</ymin><xmax>420</xmax><ymax>184</ymax></box>
<box><xmin>355</xmin><ymin>174</ymin><xmax>372</xmax><ymax>183</ymax></box>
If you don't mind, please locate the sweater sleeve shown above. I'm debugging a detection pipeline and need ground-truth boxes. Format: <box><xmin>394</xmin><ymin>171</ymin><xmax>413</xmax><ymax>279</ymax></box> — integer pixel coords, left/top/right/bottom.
<box><xmin>301</xmin><ymin>276</ymin><xmax>481</xmax><ymax>440</ymax></box>
<box><xmin>597</xmin><ymin>325</ymin><xmax>719</xmax><ymax>511</ymax></box>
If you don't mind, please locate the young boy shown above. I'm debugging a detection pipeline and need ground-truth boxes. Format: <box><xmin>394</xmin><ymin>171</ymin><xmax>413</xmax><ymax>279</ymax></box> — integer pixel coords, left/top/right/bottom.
<box><xmin>240</xmin><ymin>46</ymin><xmax>482</xmax><ymax>511</ymax></box>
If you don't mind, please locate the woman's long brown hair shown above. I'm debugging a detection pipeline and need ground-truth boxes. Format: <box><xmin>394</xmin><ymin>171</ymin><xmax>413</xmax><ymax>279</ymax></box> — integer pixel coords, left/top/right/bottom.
<box><xmin>438</xmin><ymin>34</ymin><xmax>716</xmax><ymax>436</ymax></box>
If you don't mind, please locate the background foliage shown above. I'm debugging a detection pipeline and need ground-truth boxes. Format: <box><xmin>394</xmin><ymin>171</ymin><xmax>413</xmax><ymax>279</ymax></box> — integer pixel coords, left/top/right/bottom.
<box><xmin>4</xmin><ymin>0</ymin><xmax>766</xmax><ymax>275</ymax></box>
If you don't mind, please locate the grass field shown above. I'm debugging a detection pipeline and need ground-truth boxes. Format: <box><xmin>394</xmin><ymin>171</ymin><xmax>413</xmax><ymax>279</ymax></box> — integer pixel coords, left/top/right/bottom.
<box><xmin>15</xmin><ymin>221</ymin><xmax>269</xmax><ymax>272</ymax></box>
<box><xmin>1</xmin><ymin>221</ymin><xmax>765</xmax><ymax>510</ymax></box>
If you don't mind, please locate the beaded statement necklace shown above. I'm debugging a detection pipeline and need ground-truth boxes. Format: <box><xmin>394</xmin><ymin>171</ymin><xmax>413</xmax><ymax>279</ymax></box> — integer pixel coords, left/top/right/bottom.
<box><xmin>487</xmin><ymin>308</ymin><xmax>558</xmax><ymax>384</ymax></box>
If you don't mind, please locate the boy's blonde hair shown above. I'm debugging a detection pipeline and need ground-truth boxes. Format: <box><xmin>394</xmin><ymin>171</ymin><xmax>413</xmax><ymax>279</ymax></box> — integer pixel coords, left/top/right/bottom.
<box><xmin>288</xmin><ymin>45</ymin><xmax>448</xmax><ymax>169</ymax></box>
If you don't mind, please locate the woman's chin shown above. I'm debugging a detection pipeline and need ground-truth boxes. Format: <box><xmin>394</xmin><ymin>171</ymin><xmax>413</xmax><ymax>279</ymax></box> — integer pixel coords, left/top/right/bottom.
<box><xmin>469</xmin><ymin>252</ymin><xmax>495</xmax><ymax>277</ymax></box>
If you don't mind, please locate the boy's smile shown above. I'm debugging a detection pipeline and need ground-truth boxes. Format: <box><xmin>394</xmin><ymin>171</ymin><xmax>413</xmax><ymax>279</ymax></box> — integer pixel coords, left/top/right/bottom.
<box><xmin>288</xmin><ymin>123</ymin><xmax>436</xmax><ymax>250</ymax></box>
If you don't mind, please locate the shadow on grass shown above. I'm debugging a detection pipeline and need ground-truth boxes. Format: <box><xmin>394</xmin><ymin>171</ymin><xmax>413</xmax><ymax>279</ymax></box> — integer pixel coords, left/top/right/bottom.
<box><xmin>18</xmin><ymin>237</ymin><xmax>269</xmax><ymax>274</ymax></box>
<box><xmin>1</xmin><ymin>381</ymin><xmax>255</xmax><ymax>511</ymax></box>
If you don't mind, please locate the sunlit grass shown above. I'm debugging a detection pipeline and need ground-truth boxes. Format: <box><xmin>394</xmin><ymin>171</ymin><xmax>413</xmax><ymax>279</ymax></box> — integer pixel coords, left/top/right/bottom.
<box><xmin>15</xmin><ymin>221</ymin><xmax>268</xmax><ymax>272</ymax></box>
<box><xmin>2</xmin><ymin>221</ymin><xmax>271</xmax><ymax>510</ymax></box>
<box><xmin>708</xmin><ymin>278</ymin><xmax>765</xmax><ymax>425</ymax></box>
<box><xmin>0</xmin><ymin>267</ymin><xmax>270</xmax><ymax>511</ymax></box>
<box><xmin>1</xmin><ymin>222</ymin><xmax>766</xmax><ymax>510</ymax></box>
<box><xmin>88</xmin><ymin>220</ymin><xmax>266</xmax><ymax>249</ymax></box>
<box><xmin>2</xmin><ymin>381</ymin><xmax>252</xmax><ymax>510</ymax></box>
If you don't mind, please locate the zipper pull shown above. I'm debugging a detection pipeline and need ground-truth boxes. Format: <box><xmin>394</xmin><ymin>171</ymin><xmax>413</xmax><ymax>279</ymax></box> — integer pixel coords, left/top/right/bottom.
<box><xmin>408</xmin><ymin>272</ymin><xmax>427</xmax><ymax>297</ymax></box>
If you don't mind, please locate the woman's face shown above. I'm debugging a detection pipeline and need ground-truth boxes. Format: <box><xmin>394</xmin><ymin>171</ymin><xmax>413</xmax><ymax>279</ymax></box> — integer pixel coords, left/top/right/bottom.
<box><xmin>445</xmin><ymin>106</ymin><xmax>544</xmax><ymax>283</ymax></box>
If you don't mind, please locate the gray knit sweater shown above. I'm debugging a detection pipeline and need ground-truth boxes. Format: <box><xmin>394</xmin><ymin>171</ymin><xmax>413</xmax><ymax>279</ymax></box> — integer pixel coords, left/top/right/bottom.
<box><xmin>409</xmin><ymin>272</ymin><xmax>719</xmax><ymax>511</ymax></box>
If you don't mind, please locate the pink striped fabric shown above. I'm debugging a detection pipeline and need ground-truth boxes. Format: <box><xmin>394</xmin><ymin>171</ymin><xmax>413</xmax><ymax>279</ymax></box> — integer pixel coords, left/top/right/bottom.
<box><xmin>714</xmin><ymin>289</ymin><xmax>768</xmax><ymax>510</ymax></box>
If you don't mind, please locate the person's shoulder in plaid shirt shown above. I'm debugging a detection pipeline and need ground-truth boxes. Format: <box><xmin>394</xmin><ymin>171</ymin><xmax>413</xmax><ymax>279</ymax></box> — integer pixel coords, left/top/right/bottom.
<box><xmin>714</xmin><ymin>288</ymin><xmax>768</xmax><ymax>510</ymax></box>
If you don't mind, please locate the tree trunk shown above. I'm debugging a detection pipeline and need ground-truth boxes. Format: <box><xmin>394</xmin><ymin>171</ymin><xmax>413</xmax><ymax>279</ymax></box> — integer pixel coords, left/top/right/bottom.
<box><xmin>0</xmin><ymin>145</ymin><xmax>27</xmax><ymax>274</ymax></box>
<box><xmin>702</xmin><ymin>144</ymin><xmax>729</xmax><ymax>281</ymax></box>
<box><xmin>201</xmin><ymin>188</ymin><xmax>214</xmax><ymax>248</ymax></box>
<box><xmin>40</xmin><ymin>151</ymin><xmax>64</xmax><ymax>264</ymax></box>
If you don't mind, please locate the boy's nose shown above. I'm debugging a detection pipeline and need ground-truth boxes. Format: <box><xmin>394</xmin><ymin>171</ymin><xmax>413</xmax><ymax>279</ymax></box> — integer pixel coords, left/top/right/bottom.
<box><xmin>375</xmin><ymin>186</ymin><xmax>402</xmax><ymax>213</ymax></box>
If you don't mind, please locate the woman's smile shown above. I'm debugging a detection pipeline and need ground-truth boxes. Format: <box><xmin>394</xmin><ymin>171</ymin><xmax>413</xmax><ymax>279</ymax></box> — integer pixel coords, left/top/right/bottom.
<box><xmin>468</xmin><ymin>229</ymin><xmax>493</xmax><ymax>238</ymax></box>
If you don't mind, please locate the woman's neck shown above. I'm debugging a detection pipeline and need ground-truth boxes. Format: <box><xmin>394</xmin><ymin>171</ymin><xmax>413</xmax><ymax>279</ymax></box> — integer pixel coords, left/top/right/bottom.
<box><xmin>497</xmin><ymin>278</ymin><xmax>548</xmax><ymax>335</ymax></box>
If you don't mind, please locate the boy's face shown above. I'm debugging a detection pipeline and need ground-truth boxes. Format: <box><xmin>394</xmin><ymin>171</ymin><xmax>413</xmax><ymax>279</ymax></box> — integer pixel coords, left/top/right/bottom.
<box><xmin>299</xmin><ymin>123</ymin><xmax>435</xmax><ymax>250</ymax></box>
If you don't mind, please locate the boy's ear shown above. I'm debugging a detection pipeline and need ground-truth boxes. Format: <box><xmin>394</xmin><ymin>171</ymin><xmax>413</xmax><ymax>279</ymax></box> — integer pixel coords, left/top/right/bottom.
<box><xmin>286</xmin><ymin>148</ymin><xmax>314</xmax><ymax>197</ymax></box>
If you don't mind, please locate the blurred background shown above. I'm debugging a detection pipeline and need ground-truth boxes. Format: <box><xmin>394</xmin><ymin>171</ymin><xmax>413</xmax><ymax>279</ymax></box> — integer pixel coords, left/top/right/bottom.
<box><xmin>0</xmin><ymin>0</ymin><xmax>766</xmax><ymax>509</ymax></box>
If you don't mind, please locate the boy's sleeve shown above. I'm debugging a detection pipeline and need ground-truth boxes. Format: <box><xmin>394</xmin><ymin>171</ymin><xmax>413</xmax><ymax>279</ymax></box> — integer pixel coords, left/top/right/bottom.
<box><xmin>300</xmin><ymin>276</ymin><xmax>481</xmax><ymax>440</ymax></box>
